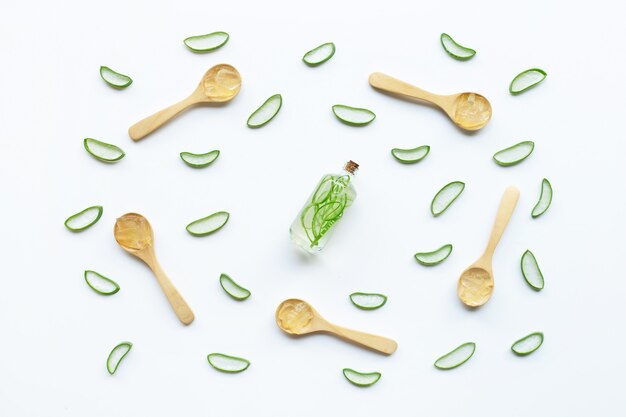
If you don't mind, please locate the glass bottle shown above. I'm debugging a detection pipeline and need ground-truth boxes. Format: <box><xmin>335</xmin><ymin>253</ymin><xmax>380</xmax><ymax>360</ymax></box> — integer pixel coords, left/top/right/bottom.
<box><xmin>289</xmin><ymin>161</ymin><xmax>359</xmax><ymax>253</ymax></box>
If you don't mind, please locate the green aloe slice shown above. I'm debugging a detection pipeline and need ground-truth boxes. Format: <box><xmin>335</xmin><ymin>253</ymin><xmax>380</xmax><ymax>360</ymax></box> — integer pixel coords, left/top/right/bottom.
<box><xmin>183</xmin><ymin>31</ymin><xmax>229</xmax><ymax>52</ymax></box>
<box><xmin>180</xmin><ymin>150</ymin><xmax>220</xmax><ymax>168</ymax></box>
<box><xmin>303</xmin><ymin>42</ymin><xmax>336</xmax><ymax>66</ymax></box>
<box><xmin>100</xmin><ymin>66</ymin><xmax>132</xmax><ymax>88</ymax></box>
<box><xmin>332</xmin><ymin>105</ymin><xmax>376</xmax><ymax>126</ymax></box>
<box><xmin>342</xmin><ymin>368</ymin><xmax>381</xmax><ymax>387</ymax></box>
<box><xmin>493</xmin><ymin>141</ymin><xmax>534</xmax><ymax>166</ymax></box>
<box><xmin>247</xmin><ymin>94</ymin><xmax>282</xmax><ymax>128</ymax></box>
<box><xmin>219</xmin><ymin>273</ymin><xmax>250</xmax><ymax>300</ymax></box>
<box><xmin>84</xmin><ymin>270</ymin><xmax>120</xmax><ymax>295</ymax></box>
<box><xmin>186</xmin><ymin>211</ymin><xmax>229</xmax><ymax>236</ymax></box>
<box><xmin>207</xmin><ymin>353</ymin><xmax>250</xmax><ymax>373</ymax></box>
<box><xmin>532</xmin><ymin>178</ymin><xmax>552</xmax><ymax>218</ymax></box>
<box><xmin>431</xmin><ymin>181</ymin><xmax>465</xmax><ymax>217</ymax></box>
<box><xmin>414</xmin><ymin>244</ymin><xmax>453</xmax><ymax>266</ymax></box>
<box><xmin>64</xmin><ymin>205</ymin><xmax>103</xmax><ymax>232</ymax></box>
<box><xmin>511</xmin><ymin>332</ymin><xmax>544</xmax><ymax>356</ymax></box>
<box><xmin>440</xmin><ymin>33</ymin><xmax>476</xmax><ymax>60</ymax></box>
<box><xmin>434</xmin><ymin>342</ymin><xmax>476</xmax><ymax>370</ymax></box>
<box><xmin>391</xmin><ymin>145</ymin><xmax>430</xmax><ymax>164</ymax></box>
<box><xmin>349</xmin><ymin>292</ymin><xmax>387</xmax><ymax>310</ymax></box>
<box><xmin>510</xmin><ymin>68</ymin><xmax>547</xmax><ymax>95</ymax></box>
<box><xmin>521</xmin><ymin>250</ymin><xmax>544</xmax><ymax>290</ymax></box>
<box><xmin>84</xmin><ymin>138</ymin><xmax>125</xmax><ymax>162</ymax></box>
<box><xmin>107</xmin><ymin>342</ymin><xmax>132</xmax><ymax>375</ymax></box>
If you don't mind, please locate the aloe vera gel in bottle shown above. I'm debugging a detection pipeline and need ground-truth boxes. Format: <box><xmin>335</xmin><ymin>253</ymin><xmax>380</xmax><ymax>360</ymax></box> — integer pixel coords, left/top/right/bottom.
<box><xmin>289</xmin><ymin>161</ymin><xmax>358</xmax><ymax>253</ymax></box>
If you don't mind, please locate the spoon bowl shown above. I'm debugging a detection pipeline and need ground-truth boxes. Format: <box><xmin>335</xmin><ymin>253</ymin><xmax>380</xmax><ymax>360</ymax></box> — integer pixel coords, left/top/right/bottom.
<box><xmin>200</xmin><ymin>64</ymin><xmax>242</xmax><ymax>102</ymax></box>
<box><xmin>275</xmin><ymin>298</ymin><xmax>321</xmax><ymax>335</ymax></box>
<box><xmin>450</xmin><ymin>92</ymin><xmax>492</xmax><ymax>130</ymax></box>
<box><xmin>457</xmin><ymin>267</ymin><xmax>494</xmax><ymax>307</ymax></box>
<box><xmin>128</xmin><ymin>64</ymin><xmax>242</xmax><ymax>140</ymax></box>
<box><xmin>368</xmin><ymin>72</ymin><xmax>492</xmax><ymax>131</ymax></box>
<box><xmin>456</xmin><ymin>187</ymin><xmax>519</xmax><ymax>307</ymax></box>
<box><xmin>114</xmin><ymin>212</ymin><xmax>154</xmax><ymax>255</ymax></box>
<box><xmin>114</xmin><ymin>213</ymin><xmax>194</xmax><ymax>324</ymax></box>
<box><xmin>275</xmin><ymin>298</ymin><xmax>397</xmax><ymax>355</ymax></box>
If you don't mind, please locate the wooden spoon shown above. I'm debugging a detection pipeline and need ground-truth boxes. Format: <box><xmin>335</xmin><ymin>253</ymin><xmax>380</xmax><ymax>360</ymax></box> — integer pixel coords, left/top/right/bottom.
<box><xmin>275</xmin><ymin>298</ymin><xmax>397</xmax><ymax>355</ymax></box>
<box><xmin>114</xmin><ymin>213</ymin><xmax>194</xmax><ymax>325</ymax></box>
<box><xmin>128</xmin><ymin>64</ymin><xmax>242</xmax><ymax>141</ymax></box>
<box><xmin>368</xmin><ymin>72</ymin><xmax>492</xmax><ymax>131</ymax></box>
<box><xmin>457</xmin><ymin>186</ymin><xmax>520</xmax><ymax>307</ymax></box>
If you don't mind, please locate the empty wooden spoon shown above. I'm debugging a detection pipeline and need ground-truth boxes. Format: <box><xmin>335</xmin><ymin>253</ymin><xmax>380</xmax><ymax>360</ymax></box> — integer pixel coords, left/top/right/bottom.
<box><xmin>114</xmin><ymin>213</ymin><xmax>194</xmax><ymax>325</ymax></box>
<box><xmin>457</xmin><ymin>186</ymin><xmax>520</xmax><ymax>307</ymax></box>
<box><xmin>368</xmin><ymin>72</ymin><xmax>492</xmax><ymax>131</ymax></box>
<box><xmin>275</xmin><ymin>298</ymin><xmax>397</xmax><ymax>355</ymax></box>
<box><xmin>128</xmin><ymin>64</ymin><xmax>242</xmax><ymax>140</ymax></box>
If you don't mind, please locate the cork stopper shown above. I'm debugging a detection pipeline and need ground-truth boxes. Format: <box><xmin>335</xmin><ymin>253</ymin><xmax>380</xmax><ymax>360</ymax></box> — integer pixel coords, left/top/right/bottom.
<box><xmin>344</xmin><ymin>160</ymin><xmax>359</xmax><ymax>175</ymax></box>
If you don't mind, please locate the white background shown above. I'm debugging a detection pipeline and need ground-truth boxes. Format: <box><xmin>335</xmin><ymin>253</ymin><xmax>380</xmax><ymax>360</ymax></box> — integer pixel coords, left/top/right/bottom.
<box><xmin>1</xmin><ymin>0</ymin><xmax>625</xmax><ymax>415</ymax></box>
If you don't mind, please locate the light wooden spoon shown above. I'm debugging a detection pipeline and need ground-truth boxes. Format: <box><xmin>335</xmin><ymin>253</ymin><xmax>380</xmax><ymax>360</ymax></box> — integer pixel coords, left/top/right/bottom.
<box><xmin>128</xmin><ymin>64</ymin><xmax>242</xmax><ymax>141</ymax></box>
<box><xmin>114</xmin><ymin>213</ymin><xmax>194</xmax><ymax>325</ymax></box>
<box><xmin>275</xmin><ymin>298</ymin><xmax>397</xmax><ymax>355</ymax></box>
<box><xmin>368</xmin><ymin>72</ymin><xmax>492</xmax><ymax>131</ymax></box>
<box><xmin>457</xmin><ymin>186</ymin><xmax>520</xmax><ymax>307</ymax></box>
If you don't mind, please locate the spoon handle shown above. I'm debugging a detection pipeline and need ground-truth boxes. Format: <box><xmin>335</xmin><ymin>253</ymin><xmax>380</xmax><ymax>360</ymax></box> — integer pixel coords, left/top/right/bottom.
<box><xmin>327</xmin><ymin>324</ymin><xmax>397</xmax><ymax>355</ymax></box>
<box><xmin>149</xmin><ymin>260</ymin><xmax>195</xmax><ymax>325</ymax></box>
<box><xmin>128</xmin><ymin>95</ymin><xmax>197</xmax><ymax>141</ymax></box>
<box><xmin>368</xmin><ymin>72</ymin><xmax>448</xmax><ymax>108</ymax></box>
<box><xmin>484</xmin><ymin>186</ymin><xmax>520</xmax><ymax>259</ymax></box>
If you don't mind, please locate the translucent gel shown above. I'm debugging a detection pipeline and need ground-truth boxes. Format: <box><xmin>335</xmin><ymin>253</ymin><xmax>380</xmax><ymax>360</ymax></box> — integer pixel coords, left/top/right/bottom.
<box><xmin>276</xmin><ymin>300</ymin><xmax>314</xmax><ymax>333</ymax></box>
<box><xmin>458</xmin><ymin>268</ymin><xmax>493</xmax><ymax>306</ymax></box>
<box><xmin>454</xmin><ymin>93</ymin><xmax>491</xmax><ymax>128</ymax></box>
<box><xmin>114</xmin><ymin>214</ymin><xmax>152</xmax><ymax>250</ymax></box>
<box><xmin>203</xmin><ymin>66</ymin><xmax>241</xmax><ymax>99</ymax></box>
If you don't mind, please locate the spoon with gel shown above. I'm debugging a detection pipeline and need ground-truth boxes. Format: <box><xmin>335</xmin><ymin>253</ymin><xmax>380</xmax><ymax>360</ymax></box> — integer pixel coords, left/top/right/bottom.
<box><xmin>457</xmin><ymin>186</ymin><xmax>520</xmax><ymax>307</ymax></box>
<box><xmin>368</xmin><ymin>72</ymin><xmax>492</xmax><ymax>131</ymax></box>
<box><xmin>128</xmin><ymin>64</ymin><xmax>242</xmax><ymax>140</ymax></box>
<box><xmin>275</xmin><ymin>298</ymin><xmax>397</xmax><ymax>355</ymax></box>
<box><xmin>114</xmin><ymin>213</ymin><xmax>194</xmax><ymax>324</ymax></box>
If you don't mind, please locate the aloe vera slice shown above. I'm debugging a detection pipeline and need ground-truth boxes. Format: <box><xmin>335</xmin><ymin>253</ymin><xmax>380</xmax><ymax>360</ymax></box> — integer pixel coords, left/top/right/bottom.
<box><xmin>84</xmin><ymin>138</ymin><xmax>125</xmax><ymax>162</ymax></box>
<box><xmin>493</xmin><ymin>141</ymin><xmax>534</xmax><ymax>166</ymax></box>
<box><xmin>84</xmin><ymin>270</ymin><xmax>120</xmax><ymax>295</ymax></box>
<box><xmin>100</xmin><ymin>66</ymin><xmax>132</xmax><ymax>88</ymax></box>
<box><xmin>183</xmin><ymin>31</ymin><xmax>229</xmax><ymax>52</ymax></box>
<box><xmin>414</xmin><ymin>244</ymin><xmax>452</xmax><ymax>266</ymax></box>
<box><xmin>247</xmin><ymin>94</ymin><xmax>282</xmax><ymax>128</ymax></box>
<box><xmin>342</xmin><ymin>368</ymin><xmax>381</xmax><ymax>387</ymax></box>
<box><xmin>431</xmin><ymin>181</ymin><xmax>465</xmax><ymax>217</ymax></box>
<box><xmin>532</xmin><ymin>178</ymin><xmax>552</xmax><ymax>218</ymax></box>
<box><xmin>521</xmin><ymin>250</ymin><xmax>544</xmax><ymax>290</ymax></box>
<box><xmin>219</xmin><ymin>273</ymin><xmax>250</xmax><ymax>300</ymax></box>
<box><xmin>510</xmin><ymin>68</ymin><xmax>547</xmax><ymax>95</ymax></box>
<box><xmin>391</xmin><ymin>145</ymin><xmax>430</xmax><ymax>164</ymax></box>
<box><xmin>180</xmin><ymin>150</ymin><xmax>219</xmax><ymax>168</ymax></box>
<box><xmin>186</xmin><ymin>211</ymin><xmax>229</xmax><ymax>236</ymax></box>
<box><xmin>64</xmin><ymin>205</ymin><xmax>103</xmax><ymax>232</ymax></box>
<box><xmin>434</xmin><ymin>342</ymin><xmax>475</xmax><ymax>370</ymax></box>
<box><xmin>303</xmin><ymin>42</ymin><xmax>336</xmax><ymax>66</ymax></box>
<box><xmin>511</xmin><ymin>332</ymin><xmax>544</xmax><ymax>356</ymax></box>
<box><xmin>332</xmin><ymin>105</ymin><xmax>376</xmax><ymax>126</ymax></box>
<box><xmin>349</xmin><ymin>292</ymin><xmax>387</xmax><ymax>310</ymax></box>
<box><xmin>440</xmin><ymin>33</ymin><xmax>476</xmax><ymax>60</ymax></box>
<box><xmin>107</xmin><ymin>342</ymin><xmax>132</xmax><ymax>375</ymax></box>
<box><xmin>207</xmin><ymin>353</ymin><xmax>250</xmax><ymax>373</ymax></box>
